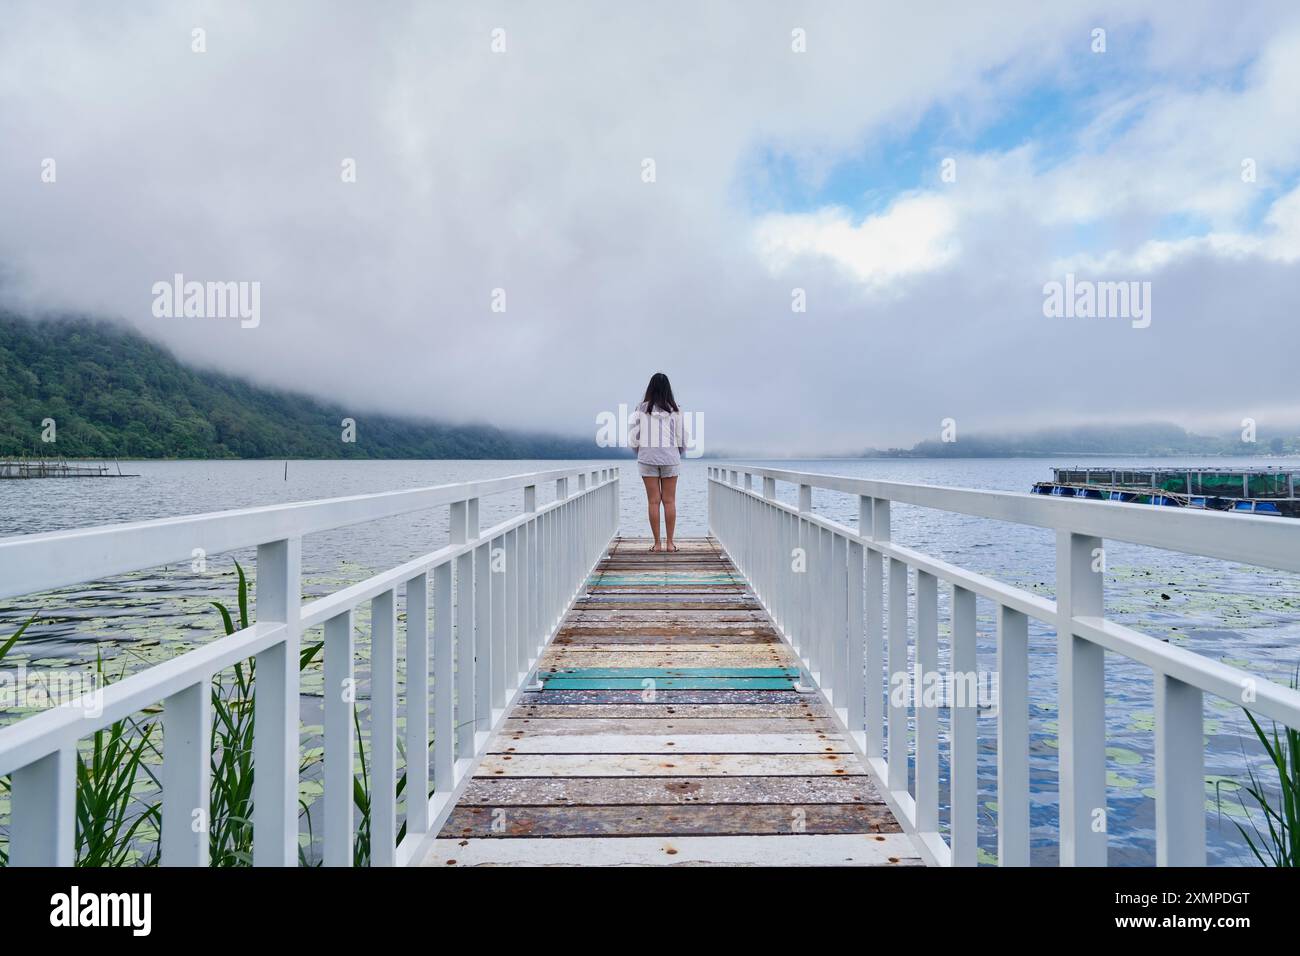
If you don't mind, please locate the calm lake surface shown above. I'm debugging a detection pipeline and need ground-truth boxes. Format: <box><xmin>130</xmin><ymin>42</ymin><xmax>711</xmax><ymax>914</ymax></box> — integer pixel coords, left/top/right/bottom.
<box><xmin>2</xmin><ymin>456</ymin><xmax>1298</xmax><ymax>866</ymax></box>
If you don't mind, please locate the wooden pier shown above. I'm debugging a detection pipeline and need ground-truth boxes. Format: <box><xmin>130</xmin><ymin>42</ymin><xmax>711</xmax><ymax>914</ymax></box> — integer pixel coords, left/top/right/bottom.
<box><xmin>6</xmin><ymin>464</ymin><xmax>1300</xmax><ymax>868</ymax></box>
<box><xmin>421</xmin><ymin>537</ymin><xmax>916</xmax><ymax>866</ymax></box>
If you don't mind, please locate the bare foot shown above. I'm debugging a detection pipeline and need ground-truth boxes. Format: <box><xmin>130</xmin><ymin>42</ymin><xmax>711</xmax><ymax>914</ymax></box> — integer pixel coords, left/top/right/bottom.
<box><xmin>648</xmin><ymin>544</ymin><xmax>663</xmax><ymax>552</ymax></box>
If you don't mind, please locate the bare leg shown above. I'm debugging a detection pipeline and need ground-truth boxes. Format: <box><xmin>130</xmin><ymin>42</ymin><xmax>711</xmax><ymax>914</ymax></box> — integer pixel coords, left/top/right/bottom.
<box><xmin>641</xmin><ymin>475</ymin><xmax>663</xmax><ymax>550</ymax></box>
<box><xmin>660</xmin><ymin>476</ymin><xmax>678</xmax><ymax>550</ymax></box>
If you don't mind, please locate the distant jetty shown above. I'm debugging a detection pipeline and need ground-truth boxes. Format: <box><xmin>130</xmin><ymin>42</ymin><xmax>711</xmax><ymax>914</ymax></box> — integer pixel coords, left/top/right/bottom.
<box><xmin>0</xmin><ymin>458</ymin><xmax>135</xmax><ymax>479</ymax></box>
<box><xmin>1033</xmin><ymin>466</ymin><xmax>1299</xmax><ymax>516</ymax></box>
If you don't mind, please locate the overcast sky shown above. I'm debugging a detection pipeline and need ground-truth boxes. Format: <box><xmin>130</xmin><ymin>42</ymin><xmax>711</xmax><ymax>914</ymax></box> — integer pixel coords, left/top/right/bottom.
<box><xmin>2</xmin><ymin>1</ymin><xmax>1298</xmax><ymax>453</ymax></box>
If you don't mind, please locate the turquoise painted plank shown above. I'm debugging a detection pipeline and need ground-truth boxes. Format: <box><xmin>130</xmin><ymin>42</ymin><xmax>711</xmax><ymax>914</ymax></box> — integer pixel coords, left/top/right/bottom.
<box><xmin>543</xmin><ymin>667</ymin><xmax>798</xmax><ymax>679</ymax></box>
<box><xmin>539</xmin><ymin>677</ymin><xmax>795</xmax><ymax>690</ymax></box>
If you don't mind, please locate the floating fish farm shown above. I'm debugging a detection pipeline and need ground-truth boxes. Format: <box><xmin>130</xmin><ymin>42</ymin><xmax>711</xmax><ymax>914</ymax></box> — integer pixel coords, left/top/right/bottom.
<box><xmin>1031</xmin><ymin>466</ymin><xmax>1300</xmax><ymax>517</ymax></box>
<box><xmin>0</xmin><ymin>458</ymin><xmax>134</xmax><ymax>479</ymax></box>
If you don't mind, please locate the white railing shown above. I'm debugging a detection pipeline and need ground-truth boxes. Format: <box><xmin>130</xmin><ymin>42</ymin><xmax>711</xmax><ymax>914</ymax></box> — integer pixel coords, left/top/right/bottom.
<box><xmin>707</xmin><ymin>465</ymin><xmax>1300</xmax><ymax>867</ymax></box>
<box><xmin>0</xmin><ymin>466</ymin><xmax>620</xmax><ymax>867</ymax></box>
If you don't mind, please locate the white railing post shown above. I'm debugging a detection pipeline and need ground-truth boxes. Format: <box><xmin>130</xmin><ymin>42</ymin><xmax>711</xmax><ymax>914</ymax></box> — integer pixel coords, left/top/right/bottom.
<box><xmin>846</xmin><ymin>535</ymin><xmax>865</xmax><ymax>735</ymax></box>
<box><xmin>865</xmin><ymin>498</ymin><xmax>888</xmax><ymax>758</ymax></box>
<box><xmin>252</xmin><ymin>536</ymin><xmax>301</xmax><ymax>867</ymax></box>
<box><xmin>323</xmin><ymin>608</ymin><xmax>355</xmax><ymax>866</ymax></box>
<box><xmin>915</xmin><ymin>570</ymin><xmax>939</xmax><ymax>834</ymax></box>
<box><xmin>9</xmin><ymin>747</ymin><xmax>75</xmax><ymax>866</ymax></box>
<box><xmin>523</xmin><ymin>483</ymin><xmax>537</xmax><ymax>682</ymax></box>
<box><xmin>506</xmin><ymin>526</ymin><xmax>521</xmax><ymax>682</ymax></box>
<box><xmin>491</xmin><ymin>533</ymin><xmax>508</xmax><ymax>708</ymax></box>
<box><xmin>405</xmin><ymin>573</ymin><xmax>431</xmax><ymax>838</ymax></box>
<box><xmin>816</xmin><ymin>526</ymin><xmax>832</xmax><ymax>686</ymax></box>
<box><xmin>161</xmin><ymin>679</ymin><xmax>212</xmax><ymax>866</ymax></box>
<box><xmin>432</xmin><ymin>561</ymin><xmax>454</xmax><ymax>793</ymax></box>
<box><xmin>795</xmin><ymin>485</ymin><xmax>813</xmax><ymax>684</ymax></box>
<box><xmin>370</xmin><ymin>587</ymin><xmax>398</xmax><ymax>866</ymax></box>
<box><xmin>831</xmin><ymin>531</ymin><xmax>848</xmax><ymax>709</ymax></box>
<box><xmin>997</xmin><ymin>605</ymin><xmax>1030</xmax><ymax>866</ymax></box>
<box><xmin>474</xmin><ymin>530</ymin><xmax>492</xmax><ymax>732</ymax></box>
<box><xmin>1056</xmin><ymin>530</ymin><xmax>1107</xmax><ymax>866</ymax></box>
<box><xmin>887</xmin><ymin>554</ymin><xmax>909</xmax><ymax>794</ymax></box>
<box><xmin>611</xmin><ymin>467</ymin><xmax>620</xmax><ymax>534</ymax></box>
<box><xmin>950</xmin><ymin>584</ymin><xmax>978</xmax><ymax>866</ymax></box>
<box><xmin>450</xmin><ymin>500</ymin><xmax>475</xmax><ymax>758</ymax></box>
<box><xmin>1155</xmin><ymin>675</ymin><xmax>1206</xmax><ymax>865</ymax></box>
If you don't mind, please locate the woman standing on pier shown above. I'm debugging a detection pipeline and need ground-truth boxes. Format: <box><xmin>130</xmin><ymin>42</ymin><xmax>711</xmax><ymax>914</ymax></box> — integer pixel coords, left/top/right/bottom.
<box><xmin>630</xmin><ymin>372</ymin><xmax>685</xmax><ymax>552</ymax></box>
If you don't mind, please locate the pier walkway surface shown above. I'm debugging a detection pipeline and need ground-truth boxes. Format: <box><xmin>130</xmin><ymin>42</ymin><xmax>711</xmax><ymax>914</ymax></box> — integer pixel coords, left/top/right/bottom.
<box><xmin>421</xmin><ymin>537</ymin><xmax>918</xmax><ymax>866</ymax></box>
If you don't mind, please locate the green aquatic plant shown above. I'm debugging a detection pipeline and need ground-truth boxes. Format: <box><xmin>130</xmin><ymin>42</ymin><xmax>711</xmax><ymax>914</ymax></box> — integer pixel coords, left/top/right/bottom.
<box><xmin>1232</xmin><ymin>695</ymin><xmax>1300</xmax><ymax>867</ymax></box>
<box><xmin>208</xmin><ymin>560</ymin><xmax>257</xmax><ymax>865</ymax></box>
<box><xmin>2</xmin><ymin>615</ymin><xmax>164</xmax><ymax>867</ymax></box>
<box><xmin>0</xmin><ymin>613</ymin><xmax>32</xmax><ymax>663</ymax></box>
<box><xmin>0</xmin><ymin>613</ymin><xmax>39</xmax><ymax>866</ymax></box>
<box><xmin>348</xmin><ymin>711</ymin><xmax>421</xmax><ymax>868</ymax></box>
<box><xmin>74</xmin><ymin>654</ymin><xmax>162</xmax><ymax>867</ymax></box>
<box><xmin>0</xmin><ymin>617</ymin><xmax>155</xmax><ymax>868</ymax></box>
<box><xmin>207</xmin><ymin>560</ymin><xmax>322</xmax><ymax>866</ymax></box>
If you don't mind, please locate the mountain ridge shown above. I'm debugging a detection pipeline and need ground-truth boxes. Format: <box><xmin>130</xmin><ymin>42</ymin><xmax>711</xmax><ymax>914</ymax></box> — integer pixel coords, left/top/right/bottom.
<box><xmin>0</xmin><ymin>313</ymin><xmax>619</xmax><ymax>460</ymax></box>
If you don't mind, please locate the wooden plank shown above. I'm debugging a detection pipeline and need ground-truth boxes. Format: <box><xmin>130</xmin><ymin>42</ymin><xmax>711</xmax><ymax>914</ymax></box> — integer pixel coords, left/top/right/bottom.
<box><xmin>422</xmin><ymin>834</ymin><xmax>921</xmax><ymax>867</ymax></box>
<box><xmin>488</xmin><ymin>733</ymin><xmax>849</xmax><ymax>754</ymax></box>
<box><xmin>544</xmin><ymin>653</ymin><xmax>792</xmax><ymax>668</ymax></box>
<box><xmin>516</xmin><ymin>689</ymin><xmax>813</xmax><ymax>704</ymax></box>
<box><xmin>590</xmin><ymin>582</ymin><xmax>743</xmax><ymax>590</ymax></box>
<box><xmin>554</xmin><ymin>633</ymin><xmax>779</xmax><ymax>646</ymax></box>
<box><xmin>538</xmin><ymin>667</ymin><xmax>798</xmax><ymax>679</ymax></box>
<box><xmin>565</xmin><ymin>610</ymin><xmax>769</xmax><ymax>621</ymax></box>
<box><xmin>579</xmin><ymin>595</ymin><xmax>754</xmax><ymax>600</ymax></box>
<box><xmin>574</xmin><ymin>601</ymin><xmax>758</xmax><ymax>611</ymax></box>
<box><xmin>589</xmin><ymin>586</ymin><xmax>747</xmax><ymax>593</ymax></box>
<box><xmin>501</xmin><ymin>717</ymin><xmax>834</xmax><ymax>735</ymax></box>
<box><xmin>476</xmin><ymin>753</ymin><xmax>863</xmax><ymax>776</ymax></box>
<box><xmin>457</xmin><ymin>774</ymin><xmax>881</xmax><ymax>806</ymax></box>
<box><xmin>443</xmin><ymin>803</ymin><xmax>900</xmax><ymax>837</ymax></box>
<box><xmin>539</xmin><ymin>677</ymin><xmax>796</xmax><ymax>690</ymax></box>
<box><xmin>559</xmin><ymin>626</ymin><xmax>774</xmax><ymax>636</ymax></box>
<box><xmin>513</xmin><ymin>703</ymin><xmax>824</xmax><ymax>718</ymax></box>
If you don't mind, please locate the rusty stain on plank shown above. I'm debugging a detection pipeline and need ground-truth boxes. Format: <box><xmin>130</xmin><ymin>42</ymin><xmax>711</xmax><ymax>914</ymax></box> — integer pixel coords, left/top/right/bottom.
<box><xmin>456</xmin><ymin>774</ymin><xmax>882</xmax><ymax>806</ymax></box>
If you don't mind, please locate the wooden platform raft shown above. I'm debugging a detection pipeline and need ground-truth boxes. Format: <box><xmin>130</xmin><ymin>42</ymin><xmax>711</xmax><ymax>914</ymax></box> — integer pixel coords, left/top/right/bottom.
<box><xmin>421</xmin><ymin>537</ymin><xmax>918</xmax><ymax>866</ymax></box>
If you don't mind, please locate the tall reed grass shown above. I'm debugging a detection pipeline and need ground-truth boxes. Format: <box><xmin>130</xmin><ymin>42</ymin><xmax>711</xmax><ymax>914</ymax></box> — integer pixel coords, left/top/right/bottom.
<box><xmin>1233</xmin><ymin>676</ymin><xmax>1300</xmax><ymax>867</ymax></box>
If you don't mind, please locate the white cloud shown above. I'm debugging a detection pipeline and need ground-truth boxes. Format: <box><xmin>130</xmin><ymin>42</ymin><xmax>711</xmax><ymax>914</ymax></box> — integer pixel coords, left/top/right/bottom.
<box><xmin>1053</xmin><ymin>183</ymin><xmax>1300</xmax><ymax>274</ymax></box>
<box><xmin>753</xmin><ymin>194</ymin><xmax>959</xmax><ymax>289</ymax></box>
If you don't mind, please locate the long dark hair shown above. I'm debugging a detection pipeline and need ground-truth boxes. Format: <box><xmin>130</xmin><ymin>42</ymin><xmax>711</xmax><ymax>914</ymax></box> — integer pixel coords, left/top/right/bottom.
<box><xmin>641</xmin><ymin>372</ymin><xmax>679</xmax><ymax>414</ymax></box>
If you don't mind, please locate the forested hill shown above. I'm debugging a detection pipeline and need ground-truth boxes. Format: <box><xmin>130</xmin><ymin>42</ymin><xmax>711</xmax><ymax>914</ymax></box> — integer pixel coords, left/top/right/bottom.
<box><xmin>0</xmin><ymin>314</ymin><xmax>617</xmax><ymax>460</ymax></box>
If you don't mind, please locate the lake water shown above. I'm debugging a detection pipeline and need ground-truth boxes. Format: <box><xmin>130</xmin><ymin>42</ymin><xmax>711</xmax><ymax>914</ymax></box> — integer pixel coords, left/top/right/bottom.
<box><xmin>2</xmin><ymin>455</ymin><xmax>1298</xmax><ymax>866</ymax></box>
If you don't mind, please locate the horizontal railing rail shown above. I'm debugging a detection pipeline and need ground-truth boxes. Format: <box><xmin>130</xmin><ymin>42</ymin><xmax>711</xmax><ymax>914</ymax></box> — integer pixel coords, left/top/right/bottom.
<box><xmin>0</xmin><ymin>466</ymin><xmax>621</xmax><ymax>867</ymax></box>
<box><xmin>707</xmin><ymin>465</ymin><xmax>1300</xmax><ymax>867</ymax></box>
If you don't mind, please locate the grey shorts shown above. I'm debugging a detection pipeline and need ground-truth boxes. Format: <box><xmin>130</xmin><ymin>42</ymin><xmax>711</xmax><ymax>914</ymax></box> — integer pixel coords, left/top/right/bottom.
<box><xmin>638</xmin><ymin>463</ymin><xmax>680</xmax><ymax>478</ymax></box>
